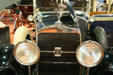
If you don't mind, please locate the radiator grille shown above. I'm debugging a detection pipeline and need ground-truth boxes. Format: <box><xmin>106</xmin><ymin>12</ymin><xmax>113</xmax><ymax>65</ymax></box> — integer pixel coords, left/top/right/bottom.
<box><xmin>38</xmin><ymin>33</ymin><xmax>80</xmax><ymax>51</ymax></box>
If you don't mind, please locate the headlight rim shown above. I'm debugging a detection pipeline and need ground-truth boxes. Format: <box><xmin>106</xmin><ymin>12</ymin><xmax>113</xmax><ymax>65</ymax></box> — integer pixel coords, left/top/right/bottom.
<box><xmin>13</xmin><ymin>40</ymin><xmax>40</xmax><ymax>66</ymax></box>
<box><xmin>76</xmin><ymin>40</ymin><xmax>104</xmax><ymax>67</ymax></box>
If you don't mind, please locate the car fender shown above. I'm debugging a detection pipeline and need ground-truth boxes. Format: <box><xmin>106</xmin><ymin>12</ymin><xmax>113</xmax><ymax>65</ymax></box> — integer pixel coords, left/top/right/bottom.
<box><xmin>93</xmin><ymin>26</ymin><xmax>108</xmax><ymax>50</ymax></box>
<box><xmin>13</xmin><ymin>26</ymin><xmax>30</xmax><ymax>45</ymax></box>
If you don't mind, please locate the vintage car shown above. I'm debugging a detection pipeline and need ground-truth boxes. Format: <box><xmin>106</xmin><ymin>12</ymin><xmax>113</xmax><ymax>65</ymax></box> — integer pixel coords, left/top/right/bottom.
<box><xmin>12</xmin><ymin>0</ymin><xmax>88</xmax><ymax>75</ymax></box>
<box><xmin>0</xmin><ymin>0</ymin><xmax>109</xmax><ymax>75</ymax></box>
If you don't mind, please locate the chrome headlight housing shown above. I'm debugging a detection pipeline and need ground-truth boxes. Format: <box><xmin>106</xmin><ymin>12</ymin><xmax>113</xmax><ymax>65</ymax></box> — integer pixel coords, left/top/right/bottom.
<box><xmin>89</xmin><ymin>16</ymin><xmax>95</xmax><ymax>22</ymax></box>
<box><xmin>27</xmin><ymin>15</ymin><xmax>34</xmax><ymax>21</ymax></box>
<box><xmin>13</xmin><ymin>40</ymin><xmax>40</xmax><ymax>66</ymax></box>
<box><xmin>76</xmin><ymin>40</ymin><xmax>104</xmax><ymax>67</ymax></box>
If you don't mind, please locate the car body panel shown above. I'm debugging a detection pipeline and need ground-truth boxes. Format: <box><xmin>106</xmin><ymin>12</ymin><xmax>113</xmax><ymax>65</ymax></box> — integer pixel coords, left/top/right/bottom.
<box><xmin>90</xmin><ymin>14</ymin><xmax>113</xmax><ymax>47</ymax></box>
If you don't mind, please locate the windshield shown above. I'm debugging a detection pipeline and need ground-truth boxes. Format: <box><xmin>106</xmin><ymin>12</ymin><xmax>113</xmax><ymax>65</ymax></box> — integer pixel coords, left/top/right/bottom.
<box><xmin>21</xmin><ymin>0</ymin><xmax>87</xmax><ymax>11</ymax></box>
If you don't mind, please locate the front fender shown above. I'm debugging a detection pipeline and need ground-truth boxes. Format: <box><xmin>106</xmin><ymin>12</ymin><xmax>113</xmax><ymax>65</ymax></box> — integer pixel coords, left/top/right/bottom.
<box><xmin>92</xmin><ymin>26</ymin><xmax>108</xmax><ymax>50</ymax></box>
<box><xmin>13</xmin><ymin>26</ymin><xmax>30</xmax><ymax>45</ymax></box>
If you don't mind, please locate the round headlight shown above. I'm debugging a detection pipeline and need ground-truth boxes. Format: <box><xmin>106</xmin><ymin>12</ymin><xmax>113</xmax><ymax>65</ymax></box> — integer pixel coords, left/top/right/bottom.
<box><xmin>89</xmin><ymin>16</ymin><xmax>95</xmax><ymax>22</ymax></box>
<box><xmin>76</xmin><ymin>40</ymin><xmax>104</xmax><ymax>67</ymax></box>
<box><xmin>27</xmin><ymin>15</ymin><xmax>34</xmax><ymax>21</ymax></box>
<box><xmin>13</xmin><ymin>40</ymin><xmax>40</xmax><ymax>66</ymax></box>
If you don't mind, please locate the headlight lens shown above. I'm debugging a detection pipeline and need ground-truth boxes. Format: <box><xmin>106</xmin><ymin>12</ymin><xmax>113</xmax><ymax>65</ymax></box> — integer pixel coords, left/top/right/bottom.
<box><xmin>76</xmin><ymin>40</ymin><xmax>104</xmax><ymax>67</ymax></box>
<box><xmin>27</xmin><ymin>15</ymin><xmax>34</xmax><ymax>21</ymax></box>
<box><xmin>89</xmin><ymin>16</ymin><xmax>95</xmax><ymax>22</ymax></box>
<box><xmin>13</xmin><ymin>40</ymin><xmax>40</xmax><ymax>66</ymax></box>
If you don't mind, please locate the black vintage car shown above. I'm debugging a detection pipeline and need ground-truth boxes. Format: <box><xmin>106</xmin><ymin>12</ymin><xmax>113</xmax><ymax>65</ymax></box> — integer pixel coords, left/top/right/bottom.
<box><xmin>0</xmin><ymin>0</ymin><xmax>108</xmax><ymax>75</ymax></box>
<box><xmin>12</xmin><ymin>0</ymin><xmax>89</xmax><ymax>75</ymax></box>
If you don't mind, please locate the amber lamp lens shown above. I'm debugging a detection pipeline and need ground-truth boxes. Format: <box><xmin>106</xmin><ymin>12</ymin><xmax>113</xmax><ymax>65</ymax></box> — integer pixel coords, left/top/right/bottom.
<box><xmin>76</xmin><ymin>40</ymin><xmax>104</xmax><ymax>67</ymax></box>
<box><xmin>14</xmin><ymin>40</ymin><xmax>40</xmax><ymax>66</ymax></box>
